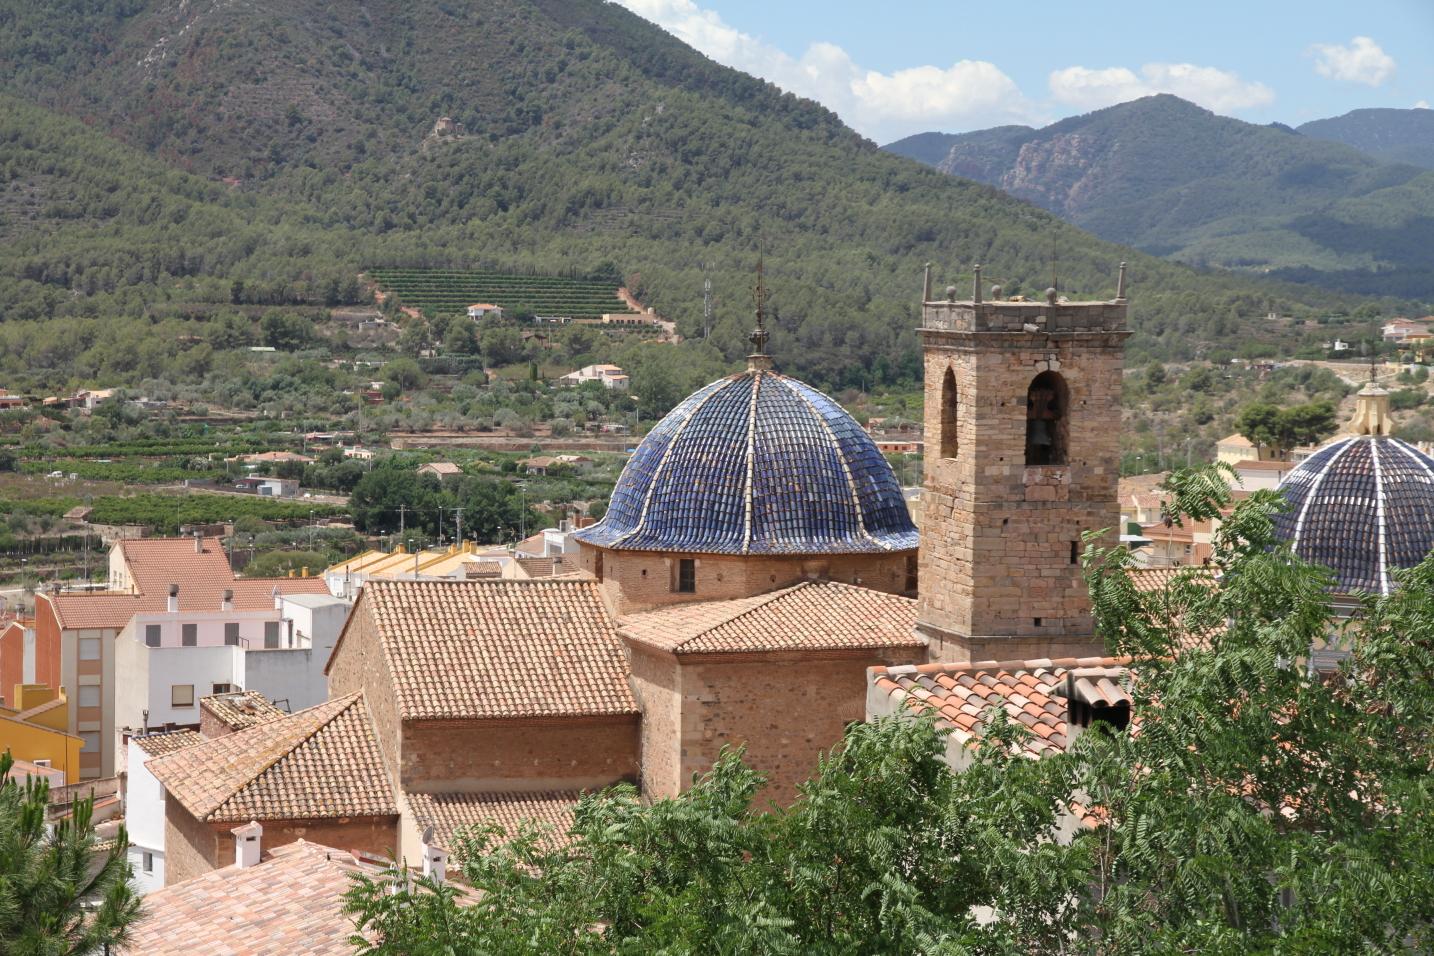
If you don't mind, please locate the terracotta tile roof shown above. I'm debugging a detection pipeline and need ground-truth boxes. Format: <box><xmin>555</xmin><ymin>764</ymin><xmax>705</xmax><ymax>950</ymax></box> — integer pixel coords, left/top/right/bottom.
<box><xmin>348</xmin><ymin>580</ymin><xmax>637</xmax><ymax>720</ymax></box>
<box><xmin>120</xmin><ymin>840</ymin><xmax>381</xmax><ymax>956</ymax></box>
<box><xmin>44</xmin><ymin>536</ymin><xmax>328</xmax><ymax>629</ymax></box>
<box><xmin>5</xmin><ymin>758</ymin><xmax>66</xmax><ymax>786</ymax></box>
<box><xmin>407</xmin><ymin>790</ymin><xmax>580</xmax><ymax>850</ymax></box>
<box><xmin>132</xmin><ymin>730</ymin><xmax>204</xmax><ymax>758</ymax></box>
<box><xmin>870</xmin><ymin>656</ymin><xmax>1128</xmax><ymax>758</ymax></box>
<box><xmin>199</xmin><ymin>691</ymin><xmax>285</xmax><ymax>731</ymax></box>
<box><xmin>147</xmin><ymin>694</ymin><xmax>396</xmax><ymax>823</ymax></box>
<box><xmin>620</xmin><ymin>581</ymin><xmax>922</xmax><ymax>655</ymax></box>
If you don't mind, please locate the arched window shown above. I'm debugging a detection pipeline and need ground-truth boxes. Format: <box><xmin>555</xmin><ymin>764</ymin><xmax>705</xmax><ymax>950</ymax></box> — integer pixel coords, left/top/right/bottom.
<box><xmin>940</xmin><ymin>367</ymin><xmax>958</xmax><ymax>459</ymax></box>
<box><xmin>1025</xmin><ymin>371</ymin><xmax>1069</xmax><ymax>466</ymax></box>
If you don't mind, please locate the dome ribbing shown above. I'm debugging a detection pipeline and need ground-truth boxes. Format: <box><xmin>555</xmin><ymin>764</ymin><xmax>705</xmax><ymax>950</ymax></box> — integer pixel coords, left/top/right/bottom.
<box><xmin>1271</xmin><ymin>436</ymin><xmax>1434</xmax><ymax>595</ymax></box>
<box><xmin>573</xmin><ymin>369</ymin><xmax>918</xmax><ymax>556</ymax></box>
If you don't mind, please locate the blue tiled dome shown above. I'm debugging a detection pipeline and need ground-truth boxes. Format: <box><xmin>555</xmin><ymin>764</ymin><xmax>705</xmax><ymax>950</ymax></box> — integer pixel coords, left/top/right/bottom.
<box><xmin>574</xmin><ymin>369</ymin><xmax>918</xmax><ymax>555</ymax></box>
<box><xmin>1272</xmin><ymin>436</ymin><xmax>1434</xmax><ymax>595</ymax></box>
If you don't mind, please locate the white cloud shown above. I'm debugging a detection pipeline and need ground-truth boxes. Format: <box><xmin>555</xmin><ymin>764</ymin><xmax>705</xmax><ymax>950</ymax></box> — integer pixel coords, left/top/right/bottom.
<box><xmin>1048</xmin><ymin>63</ymin><xmax>1274</xmax><ymax>113</ymax></box>
<box><xmin>615</xmin><ymin>0</ymin><xmax>1034</xmax><ymax>140</ymax></box>
<box><xmin>1415</xmin><ymin>100</ymin><xmax>1430</xmax><ymax>110</ymax></box>
<box><xmin>1309</xmin><ymin>36</ymin><xmax>1395</xmax><ymax>87</ymax></box>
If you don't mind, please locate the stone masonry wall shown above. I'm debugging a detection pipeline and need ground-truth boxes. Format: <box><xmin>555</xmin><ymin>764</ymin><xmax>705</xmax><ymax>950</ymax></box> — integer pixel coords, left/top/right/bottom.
<box><xmin>579</xmin><ymin>544</ymin><xmax>913</xmax><ymax>616</ymax></box>
<box><xmin>400</xmin><ymin>717</ymin><xmax>639</xmax><ymax>792</ymax></box>
<box><xmin>626</xmin><ymin>643</ymin><xmax>682</xmax><ymax>800</ymax></box>
<box><xmin>918</xmin><ymin>309</ymin><xmax>1127</xmax><ymax>663</ymax></box>
<box><xmin>324</xmin><ymin>598</ymin><xmax>403</xmax><ymax>790</ymax></box>
<box><xmin>674</xmin><ymin>649</ymin><xmax>925</xmax><ymax>805</ymax></box>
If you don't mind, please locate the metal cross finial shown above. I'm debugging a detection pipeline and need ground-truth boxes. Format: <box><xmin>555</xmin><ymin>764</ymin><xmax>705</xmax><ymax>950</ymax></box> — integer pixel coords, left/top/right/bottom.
<box><xmin>749</xmin><ymin>253</ymin><xmax>770</xmax><ymax>355</ymax></box>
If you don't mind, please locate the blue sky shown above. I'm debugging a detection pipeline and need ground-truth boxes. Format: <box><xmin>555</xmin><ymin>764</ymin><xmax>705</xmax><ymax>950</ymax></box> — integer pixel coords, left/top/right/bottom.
<box><xmin>617</xmin><ymin>0</ymin><xmax>1434</xmax><ymax>142</ymax></box>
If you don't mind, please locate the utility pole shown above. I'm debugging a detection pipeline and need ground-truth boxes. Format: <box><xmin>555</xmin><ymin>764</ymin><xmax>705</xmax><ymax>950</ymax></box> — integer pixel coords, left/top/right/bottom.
<box><xmin>398</xmin><ymin>504</ymin><xmax>407</xmax><ymax>539</ymax></box>
<box><xmin>452</xmin><ymin>507</ymin><xmax>464</xmax><ymax>547</ymax></box>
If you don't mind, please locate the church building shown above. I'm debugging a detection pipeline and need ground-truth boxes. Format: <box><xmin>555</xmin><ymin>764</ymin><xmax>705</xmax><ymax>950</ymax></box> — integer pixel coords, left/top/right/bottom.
<box><xmin>144</xmin><ymin>261</ymin><xmax>1144</xmax><ymax>881</ymax></box>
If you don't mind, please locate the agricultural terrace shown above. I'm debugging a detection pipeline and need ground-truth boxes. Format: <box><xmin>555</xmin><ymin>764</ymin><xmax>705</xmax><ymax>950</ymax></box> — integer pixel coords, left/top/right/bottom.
<box><xmin>368</xmin><ymin>270</ymin><xmax>642</xmax><ymax>320</ymax></box>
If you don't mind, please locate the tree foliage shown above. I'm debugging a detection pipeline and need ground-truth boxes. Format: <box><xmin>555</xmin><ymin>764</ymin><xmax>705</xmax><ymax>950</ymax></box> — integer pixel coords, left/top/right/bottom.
<box><xmin>0</xmin><ymin>751</ymin><xmax>141</xmax><ymax>954</ymax></box>
<box><xmin>1234</xmin><ymin>399</ymin><xmax>1338</xmax><ymax>456</ymax></box>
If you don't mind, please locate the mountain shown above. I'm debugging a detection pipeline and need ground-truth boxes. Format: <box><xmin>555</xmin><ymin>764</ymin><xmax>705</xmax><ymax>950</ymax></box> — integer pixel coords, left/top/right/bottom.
<box><xmin>884</xmin><ymin>95</ymin><xmax>1434</xmax><ymax>297</ymax></box>
<box><xmin>0</xmin><ymin>1</ymin><xmax>1403</xmax><ymax>397</ymax></box>
<box><xmin>1299</xmin><ymin>108</ymin><xmax>1434</xmax><ymax>169</ymax></box>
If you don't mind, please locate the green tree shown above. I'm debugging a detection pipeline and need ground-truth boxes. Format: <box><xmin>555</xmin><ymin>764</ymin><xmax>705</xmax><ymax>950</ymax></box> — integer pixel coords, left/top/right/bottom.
<box><xmin>260</xmin><ymin>312</ymin><xmax>312</xmax><ymax>351</ymax></box>
<box><xmin>0</xmin><ymin>751</ymin><xmax>141</xmax><ymax>953</ymax></box>
<box><xmin>1235</xmin><ymin>399</ymin><xmax>1337</xmax><ymax>457</ymax></box>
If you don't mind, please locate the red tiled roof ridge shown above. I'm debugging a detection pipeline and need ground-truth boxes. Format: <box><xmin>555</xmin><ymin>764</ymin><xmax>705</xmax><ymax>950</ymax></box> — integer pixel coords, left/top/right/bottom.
<box><xmin>12</xmin><ymin>695</ymin><xmax>69</xmax><ymax>722</ymax></box>
<box><xmin>148</xmin><ymin>693</ymin><xmax>365</xmax><ymax>820</ymax></box>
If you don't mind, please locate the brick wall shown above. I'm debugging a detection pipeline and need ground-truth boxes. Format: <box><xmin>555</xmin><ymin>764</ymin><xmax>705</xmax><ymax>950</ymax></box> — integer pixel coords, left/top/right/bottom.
<box><xmin>917</xmin><ymin>301</ymin><xmax>1127</xmax><ymax>663</ymax></box>
<box><xmin>164</xmin><ymin>801</ymin><xmax>399</xmax><ymax>885</ymax></box>
<box><xmin>163</xmin><ymin>799</ymin><xmax>219</xmax><ymax>886</ymax></box>
<box><xmin>670</xmin><ymin>649</ymin><xmax>925</xmax><ymax>805</ymax></box>
<box><xmin>400</xmin><ymin>716</ymin><xmax>639</xmax><ymax>792</ymax></box>
<box><xmin>325</xmin><ymin>596</ymin><xmax>403</xmax><ymax>789</ymax></box>
<box><xmin>626</xmin><ymin>644</ymin><xmax>681</xmax><ymax>800</ymax></box>
<box><xmin>579</xmin><ymin>544</ymin><xmax>913</xmax><ymax>616</ymax></box>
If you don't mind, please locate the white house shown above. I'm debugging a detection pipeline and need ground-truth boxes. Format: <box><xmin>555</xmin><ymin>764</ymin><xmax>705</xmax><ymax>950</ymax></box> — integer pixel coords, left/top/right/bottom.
<box><xmin>111</xmin><ymin>589</ymin><xmax>350</xmax><ymax>737</ymax></box>
<box><xmin>233</xmin><ymin>476</ymin><xmax>299</xmax><ymax>498</ymax></box>
<box><xmin>560</xmin><ymin>364</ymin><xmax>629</xmax><ymax>390</ymax></box>
<box><xmin>123</xmin><ymin>730</ymin><xmax>201</xmax><ymax>894</ymax></box>
<box><xmin>466</xmin><ymin>303</ymin><xmax>503</xmax><ymax>320</ymax></box>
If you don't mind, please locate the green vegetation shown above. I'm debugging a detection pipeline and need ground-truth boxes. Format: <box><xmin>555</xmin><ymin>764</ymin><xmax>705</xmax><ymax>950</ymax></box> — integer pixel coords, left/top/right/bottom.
<box><xmin>345</xmin><ymin>467</ymin><xmax>1434</xmax><ymax>950</ymax></box>
<box><xmin>0</xmin><ymin>0</ymin><xmax>1409</xmax><ymax>407</ymax></box>
<box><xmin>85</xmin><ymin>494</ymin><xmax>340</xmax><ymax>535</ymax></box>
<box><xmin>1234</xmin><ymin>399</ymin><xmax>1339</xmax><ymax>458</ymax></box>
<box><xmin>886</xmin><ymin>94</ymin><xmax>1434</xmax><ymax>298</ymax></box>
<box><xmin>369</xmin><ymin>268</ymin><xmax>634</xmax><ymax>320</ymax></box>
<box><xmin>0</xmin><ymin>751</ymin><xmax>141</xmax><ymax>953</ymax></box>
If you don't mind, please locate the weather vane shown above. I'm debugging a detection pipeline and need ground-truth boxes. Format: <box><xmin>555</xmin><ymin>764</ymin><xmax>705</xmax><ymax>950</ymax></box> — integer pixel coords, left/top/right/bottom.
<box><xmin>749</xmin><ymin>251</ymin><xmax>770</xmax><ymax>356</ymax></box>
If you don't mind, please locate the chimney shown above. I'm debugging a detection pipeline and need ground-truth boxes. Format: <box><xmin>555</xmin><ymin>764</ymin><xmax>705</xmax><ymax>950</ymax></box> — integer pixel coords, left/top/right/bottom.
<box><xmin>232</xmin><ymin>821</ymin><xmax>262</xmax><ymax>868</ymax></box>
<box><xmin>420</xmin><ymin>826</ymin><xmax>448</xmax><ymax>884</ymax></box>
<box><xmin>221</xmin><ymin>588</ymin><xmax>233</xmax><ymax>612</ymax></box>
<box><xmin>194</xmin><ymin>531</ymin><xmax>203</xmax><ymax>554</ymax></box>
<box><xmin>272</xmin><ymin>586</ymin><xmax>282</xmax><ymax>610</ymax></box>
<box><xmin>167</xmin><ymin>584</ymin><xmax>179</xmax><ymax>613</ymax></box>
<box><xmin>1058</xmin><ymin>668</ymin><xmax>1132</xmax><ymax>748</ymax></box>
<box><xmin>301</xmin><ymin>566</ymin><xmax>309</xmax><ymax>578</ymax></box>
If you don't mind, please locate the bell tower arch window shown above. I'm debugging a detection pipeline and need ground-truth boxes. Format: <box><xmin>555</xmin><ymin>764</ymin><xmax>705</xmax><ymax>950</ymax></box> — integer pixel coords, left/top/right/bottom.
<box><xmin>940</xmin><ymin>367</ymin><xmax>959</xmax><ymax>459</ymax></box>
<box><xmin>1025</xmin><ymin>371</ymin><xmax>1069</xmax><ymax>466</ymax></box>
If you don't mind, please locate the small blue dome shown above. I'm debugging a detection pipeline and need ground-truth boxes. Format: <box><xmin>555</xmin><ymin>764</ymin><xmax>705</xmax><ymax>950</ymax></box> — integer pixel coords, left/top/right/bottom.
<box><xmin>574</xmin><ymin>368</ymin><xmax>918</xmax><ymax>555</ymax></box>
<box><xmin>1272</xmin><ymin>436</ymin><xmax>1434</xmax><ymax>595</ymax></box>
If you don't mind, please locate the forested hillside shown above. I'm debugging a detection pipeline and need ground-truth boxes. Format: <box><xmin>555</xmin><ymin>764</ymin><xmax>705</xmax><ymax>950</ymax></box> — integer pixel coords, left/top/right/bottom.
<box><xmin>885</xmin><ymin>95</ymin><xmax>1434</xmax><ymax>298</ymax></box>
<box><xmin>1299</xmin><ymin>108</ymin><xmax>1434</xmax><ymax>169</ymax></box>
<box><xmin>0</xmin><ymin>0</ymin><xmax>1406</xmax><ymax>395</ymax></box>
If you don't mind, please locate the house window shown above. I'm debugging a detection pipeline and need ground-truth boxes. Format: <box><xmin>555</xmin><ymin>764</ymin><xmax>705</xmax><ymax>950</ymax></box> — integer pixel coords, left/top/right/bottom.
<box><xmin>939</xmin><ymin>367</ymin><xmax>959</xmax><ymax>459</ymax></box>
<box><xmin>675</xmin><ymin>559</ymin><xmax>696</xmax><ymax>594</ymax></box>
<box><xmin>1070</xmin><ymin>540</ymin><xmax>1080</xmax><ymax>565</ymax></box>
<box><xmin>145</xmin><ymin>624</ymin><xmax>162</xmax><ymax>647</ymax></box>
<box><xmin>78</xmin><ymin>685</ymin><xmax>100</xmax><ymax>708</ymax></box>
<box><xmin>171</xmin><ymin>685</ymin><xmax>194</xmax><ymax>708</ymax></box>
<box><xmin>224</xmin><ymin>623</ymin><xmax>240</xmax><ymax>646</ymax></box>
<box><xmin>904</xmin><ymin>554</ymin><xmax>919</xmax><ymax>592</ymax></box>
<box><xmin>181</xmin><ymin>623</ymin><xmax>197</xmax><ymax>647</ymax></box>
<box><xmin>142</xmin><ymin>851</ymin><xmax>153</xmax><ymax>873</ymax></box>
<box><xmin>79</xmin><ymin>731</ymin><xmax>100</xmax><ymax>753</ymax></box>
<box><xmin>593</xmin><ymin>550</ymin><xmax>604</xmax><ymax>582</ymax></box>
<box><xmin>79</xmin><ymin>638</ymin><xmax>100</xmax><ymax>661</ymax></box>
<box><xmin>212</xmin><ymin>683</ymin><xmax>236</xmax><ymax>695</ymax></box>
<box><xmin>1025</xmin><ymin>371</ymin><xmax>1069</xmax><ymax>466</ymax></box>
<box><xmin>263</xmin><ymin>621</ymin><xmax>281</xmax><ymax>649</ymax></box>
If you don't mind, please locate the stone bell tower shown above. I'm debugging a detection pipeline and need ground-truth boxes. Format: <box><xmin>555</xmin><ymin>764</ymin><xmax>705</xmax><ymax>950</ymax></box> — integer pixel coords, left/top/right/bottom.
<box><xmin>916</xmin><ymin>264</ymin><xmax>1130</xmax><ymax>662</ymax></box>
